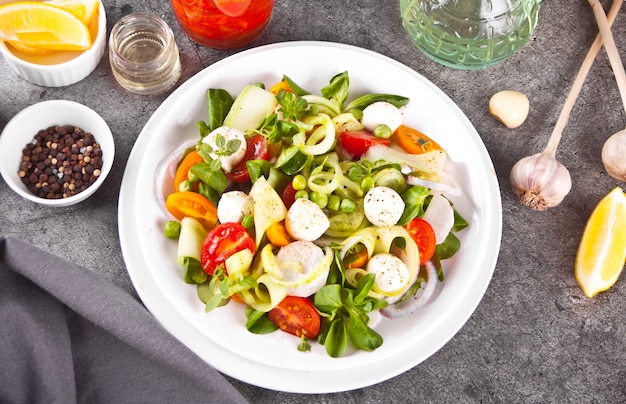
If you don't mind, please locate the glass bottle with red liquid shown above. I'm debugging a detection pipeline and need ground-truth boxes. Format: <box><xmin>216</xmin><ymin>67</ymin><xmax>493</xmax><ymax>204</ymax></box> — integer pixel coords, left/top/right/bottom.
<box><xmin>170</xmin><ymin>0</ymin><xmax>274</xmax><ymax>49</ymax></box>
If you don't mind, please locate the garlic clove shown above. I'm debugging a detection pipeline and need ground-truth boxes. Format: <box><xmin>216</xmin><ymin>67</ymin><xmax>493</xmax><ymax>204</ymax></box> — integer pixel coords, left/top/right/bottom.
<box><xmin>510</xmin><ymin>152</ymin><xmax>572</xmax><ymax>211</ymax></box>
<box><xmin>489</xmin><ymin>90</ymin><xmax>530</xmax><ymax>129</ymax></box>
<box><xmin>601</xmin><ymin>128</ymin><xmax>626</xmax><ymax>182</ymax></box>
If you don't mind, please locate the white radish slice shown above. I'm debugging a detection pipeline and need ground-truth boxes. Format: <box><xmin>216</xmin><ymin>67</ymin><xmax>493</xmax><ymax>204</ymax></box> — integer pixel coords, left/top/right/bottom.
<box><xmin>380</xmin><ymin>260</ymin><xmax>438</xmax><ymax>319</ymax></box>
<box><xmin>422</xmin><ymin>193</ymin><xmax>454</xmax><ymax>244</ymax></box>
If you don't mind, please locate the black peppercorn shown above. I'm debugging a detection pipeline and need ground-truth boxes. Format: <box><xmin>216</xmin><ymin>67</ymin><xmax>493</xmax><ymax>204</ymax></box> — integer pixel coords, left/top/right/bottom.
<box><xmin>18</xmin><ymin>125</ymin><xmax>104</xmax><ymax>200</ymax></box>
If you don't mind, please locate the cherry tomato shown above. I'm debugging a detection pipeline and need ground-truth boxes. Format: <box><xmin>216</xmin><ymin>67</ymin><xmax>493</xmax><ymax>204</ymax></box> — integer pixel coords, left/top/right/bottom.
<box><xmin>280</xmin><ymin>182</ymin><xmax>297</xmax><ymax>209</ymax></box>
<box><xmin>268</xmin><ymin>296</ymin><xmax>321</xmax><ymax>339</ymax></box>
<box><xmin>200</xmin><ymin>222</ymin><xmax>255</xmax><ymax>275</ymax></box>
<box><xmin>265</xmin><ymin>221</ymin><xmax>293</xmax><ymax>247</ymax></box>
<box><xmin>165</xmin><ymin>191</ymin><xmax>218</xmax><ymax>231</ymax></box>
<box><xmin>404</xmin><ymin>217</ymin><xmax>437</xmax><ymax>265</ymax></box>
<box><xmin>173</xmin><ymin>150</ymin><xmax>204</xmax><ymax>191</ymax></box>
<box><xmin>225</xmin><ymin>134</ymin><xmax>269</xmax><ymax>183</ymax></box>
<box><xmin>339</xmin><ymin>130</ymin><xmax>391</xmax><ymax>159</ymax></box>
<box><xmin>269</xmin><ymin>80</ymin><xmax>294</xmax><ymax>95</ymax></box>
<box><xmin>343</xmin><ymin>247</ymin><xmax>368</xmax><ymax>269</ymax></box>
<box><xmin>395</xmin><ymin>124</ymin><xmax>442</xmax><ymax>155</ymax></box>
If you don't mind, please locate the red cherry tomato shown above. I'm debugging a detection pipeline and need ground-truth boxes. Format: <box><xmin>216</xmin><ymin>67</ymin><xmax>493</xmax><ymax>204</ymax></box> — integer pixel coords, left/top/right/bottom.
<box><xmin>200</xmin><ymin>223</ymin><xmax>255</xmax><ymax>275</ymax></box>
<box><xmin>339</xmin><ymin>130</ymin><xmax>391</xmax><ymax>159</ymax></box>
<box><xmin>404</xmin><ymin>217</ymin><xmax>437</xmax><ymax>265</ymax></box>
<box><xmin>280</xmin><ymin>182</ymin><xmax>297</xmax><ymax>209</ymax></box>
<box><xmin>268</xmin><ymin>296</ymin><xmax>321</xmax><ymax>339</ymax></box>
<box><xmin>225</xmin><ymin>134</ymin><xmax>269</xmax><ymax>183</ymax></box>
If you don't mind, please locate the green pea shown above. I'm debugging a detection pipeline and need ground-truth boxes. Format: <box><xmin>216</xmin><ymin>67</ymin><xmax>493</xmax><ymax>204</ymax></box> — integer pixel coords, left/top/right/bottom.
<box><xmin>241</xmin><ymin>214</ymin><xmax>254</xmax><ymax>229</ymax></box>
<box><xmin>360</xmin><ymin>176</ymin><xmax>375</xmax><ymax>193</ymax></box>
<box><xmin>187</xmin><ymin>170</ymin><xmax>200</xmax><ymax>183</ymax></box>
<box><xmin>327</xmin><ymin>194</ymin><xmax>341</xmax><ymax>211</ymax></box>
<box><xmin>340</xmin><ymin>198</ymin><xmax>357</xmax><ymax>213</ymax></box>
<box><xmin>295</xmin><ymin>190</ymin><xmax>309</xmax><ymax>200</ymax></box>
<box><xmin>310</xmin><ymin>191</ymin><xmax>328</xmax><ymax>209</ymax></box>
<box><xmin>373</xmin><ymin>124</ymin><xmax>392</xmax><ymax>139</ymax></box>
<box><xmin>164</xmin><ymin>221</ymin><xmax>181</xmax><ymax>239</ymax></box>
<box><xmin>178</xmin><ymin>180</ymin><xmax>193</xmax><ymax>192</ymax></box>
<box><xmin>292</xmin><ymin>174</ymin><xmax>307</xmax><ymax>191</ymax></box>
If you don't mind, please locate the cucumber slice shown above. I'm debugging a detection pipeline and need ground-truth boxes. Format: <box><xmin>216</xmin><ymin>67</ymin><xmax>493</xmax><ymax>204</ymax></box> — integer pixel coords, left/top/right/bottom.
<box><xmin>223</xmin><ymin>85</ymin><xmax>278</xmax><ymax>131</ymax></box>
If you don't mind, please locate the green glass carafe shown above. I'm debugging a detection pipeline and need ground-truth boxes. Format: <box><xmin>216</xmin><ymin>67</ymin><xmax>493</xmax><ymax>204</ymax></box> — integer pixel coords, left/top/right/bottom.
<box><xmin>400</xmin><ymin>0</ymin><xmax>541</xmax><ymax>69</ymax></box>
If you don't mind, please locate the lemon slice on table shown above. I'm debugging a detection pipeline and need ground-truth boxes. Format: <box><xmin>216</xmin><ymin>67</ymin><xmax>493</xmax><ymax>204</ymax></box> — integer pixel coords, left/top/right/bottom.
<box><xmin>0</xmin><ymin>1</ymin><xmax>92</xmax><ymax>52</ymax></box>
<box><xmin>575</xmin><ymin>187</ymin><xmax>626</xmax><ymax>298</ymax></box>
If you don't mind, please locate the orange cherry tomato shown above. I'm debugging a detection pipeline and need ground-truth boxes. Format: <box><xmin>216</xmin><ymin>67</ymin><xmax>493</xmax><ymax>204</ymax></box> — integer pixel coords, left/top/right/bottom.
<box><xmin>165</xmin><ymin>191</ymin><xmax>218</xmax><ymax>231</ymax></box>
<box><xmin>265</xmin><ymin>221</ymin><xmax>293</xmax><ymax>247</ymax></box>
<box><xmin>230</xmin><ymin>293</ymin><xmax>246</xmax><ymax>304</ymax></box>
<box><xmin>269</xmin><ymin>80</ymin><xmax>293</xmax><ymax>95</ymax></box>
<box><xmin>268</xmin><ymin>296</ymin><xmax>321</xmax><ymax>339</ymax></box>
<box><xmin>395</xmin><ymin>125</ymin><xmax>442</xmax><ymax>155</ymax></box>
<box><xmin>343</xmin><ymin>247</ymin><xmax>368</xmax><ymax>269</ymax></box>
<box><xmin>173</xmin><ymin>150</ymin><xmax>204</xmax><ymax>191</ymax></box>
<box><xmin>404</xmin><ymin>217</ymin><xmax>437</xmax><ymax>265</ymax></box>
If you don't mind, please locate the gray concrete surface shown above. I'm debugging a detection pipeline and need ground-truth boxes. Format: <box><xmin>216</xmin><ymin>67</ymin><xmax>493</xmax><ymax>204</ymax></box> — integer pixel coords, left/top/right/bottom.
<box><xmin>2</xmin><ymin>0</ymin><xmax>626</xmax><ymax>402</ymax></box>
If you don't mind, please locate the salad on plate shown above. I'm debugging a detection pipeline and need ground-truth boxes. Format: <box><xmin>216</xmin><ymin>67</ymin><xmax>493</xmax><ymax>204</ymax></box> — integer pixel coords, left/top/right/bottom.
<box><xmin>160</xmin><ymin>71</ymin><xmax>468</xmax><ymax>358</ymax></box>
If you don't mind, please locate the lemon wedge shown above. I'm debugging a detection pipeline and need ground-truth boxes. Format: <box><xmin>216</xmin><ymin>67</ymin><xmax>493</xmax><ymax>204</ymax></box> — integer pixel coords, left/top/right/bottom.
<box><xmin>575</xmin><ymin>187</ymin><xmax>626</xmax><ymax>298</ymax></box>
<box><xmin>0</xmin><ymin>1</ymin><xmax>91</xmax><ymax>51</ymax></box>
<box><xmin>48</xmin><ymin>0</ymin><xmax>99</xmax><ymax>26</ymax></box>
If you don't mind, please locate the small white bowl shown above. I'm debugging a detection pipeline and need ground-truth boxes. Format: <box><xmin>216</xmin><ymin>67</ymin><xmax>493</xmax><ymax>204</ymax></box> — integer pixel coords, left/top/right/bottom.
<box><xmin>0</xmin><ymin>100</ymin><xmax>115</xmax><ymax>207</ymax></box>
<box><xmin>0</xmin><ymin>1</ymin><xmax>106</xmax><ymax>87</ymax></box>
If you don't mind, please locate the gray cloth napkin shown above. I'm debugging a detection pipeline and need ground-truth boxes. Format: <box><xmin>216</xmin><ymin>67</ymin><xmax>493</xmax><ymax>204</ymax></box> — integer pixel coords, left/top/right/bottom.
<box><xmin>0</xmin><ymin>235</ymin><xmax>249</xmax><ymax>404</ymax></box>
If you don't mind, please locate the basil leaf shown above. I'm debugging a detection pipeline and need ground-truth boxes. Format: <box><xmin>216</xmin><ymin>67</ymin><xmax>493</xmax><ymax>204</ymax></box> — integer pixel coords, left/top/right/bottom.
<box><xmin>324</xmin><ymin>318</ymin><xmax>347</xmax><ymax>358</ymax></box>
<box><xmin>398</xmin><ymin>185</ymin><xmax>430</xmax><ymax>225</ymax></box>
<box><xmin>344</xmin><ymin>93</ymin><xmax>410</xmax><ymax>112</ymax></box>
<box><xmin>207</xmin><ymin>88</ymin><xmax>234</xmax><ymax>131</ymax></box>
<box><xmin>190</xmin><ymin>163</ymin><xmax>228</xmax><ymax>194</ymax></box>
<box><xmin>182</xmin><ymin>257</ymin><xmax>207</xmax><ymax>284</ymax></box>
<box><xmin>435</xmin><ymin>232</ymin><xmax>461</xmax><ymax>260</ymax></box>
<box><xmin>246</xmin><ymin>159</ymin><xmax>271</xmax><ymax>183</ymax></box>
<box><xmin>245</xmin><ymin>307</ymin><xmax>279</xmax><ymax>334</ymax></box>
<box><xmin>197</xmin><ymin>182</ymin><xmax>220</xmax><ymax>206</ymax></box>
<box><xmin>282</xmin><ymin>75</ymin><xmax>311</xmax><ymax>96</ymax></box>
<box><xmin>196</xmin><ymin>120</ymin><xmax>211</xmax><ymax>139</ymax></box>
<box><xmin>346</xmin><ymin>314</ymin><xmax>383</xmax><ymax>352</ymax></box>
<box><xmin>354</xmin><ymin>273</ymin><xmax>375</xmax><ymax>304</ymax></box>
<box><xmin>313</xmin><ymin>284</ymin><xmax>343</xmax><ymax>314</ymax></box>
<box><xmin>267</xmin><ymin>167</ymin><xmax>290</xmax><ymax>191</ymax></box>
<box><xmin>452</xmin><ymin>209</ymin><xmax>469</xmax><ymax>232</ymax></box>
<box><xmin>321</xmin><ymin>71</ymin><xmax>350</xmax><ymax>109</ymax></box>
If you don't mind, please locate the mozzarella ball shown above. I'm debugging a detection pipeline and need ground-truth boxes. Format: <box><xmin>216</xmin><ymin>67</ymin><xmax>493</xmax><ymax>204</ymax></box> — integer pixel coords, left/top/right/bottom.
<box><xmin>364</xmin><ymin>186</ymin><xmax>405</xmax><ymax>227</ymax></box>
<box><xmin>361</xmin><ymin>101</ymin><xmax>403</xmax><ymax>133</ymax></box>
<box><xmin>285</xmin><ymin>198</ymin><xmax>330</xmax><ymax>241</ymax></box>
<box><xmin>217</xmin><ymin>191</ymin><xmax>253</xmax><ymax>224</ymax></box>
<box><xmin>367</xmin><ymin>253</ymin><xmax>410</xmax><ymax>293</ymax></box>
<box><xmin>202</xmin><ymin>126</ymin><xmax>247</xmax><ymax>172</ymax></box>
<box><xmin>276</xmin><ymin>241</ymin><xmax>328</xmax><ymax>297</ymax></box>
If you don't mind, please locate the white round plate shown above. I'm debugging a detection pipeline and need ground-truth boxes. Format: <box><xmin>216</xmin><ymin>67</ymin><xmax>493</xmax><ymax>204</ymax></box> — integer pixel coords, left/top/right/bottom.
<box><xmin>118</xmin><ymin>41</ymin><xmax>502</xmax><ymax>393</ymax></box>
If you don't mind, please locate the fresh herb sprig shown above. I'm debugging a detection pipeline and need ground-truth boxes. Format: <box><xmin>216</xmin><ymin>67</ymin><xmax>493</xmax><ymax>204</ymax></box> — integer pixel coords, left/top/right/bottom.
<box><xmin>314</xmin><ymin>271</ymin><xmax>388</xmax><ymax>358</ymax></box>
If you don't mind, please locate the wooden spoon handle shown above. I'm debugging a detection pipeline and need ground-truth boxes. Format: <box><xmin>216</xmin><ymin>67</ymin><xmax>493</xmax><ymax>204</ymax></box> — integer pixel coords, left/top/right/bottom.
<box><xmin>589</xmin><ymin>0</ymin><xmax>626</xmax><ymax>115</ymax></box>
<box><xmin>545</xmin><ymin>0</ymin><xmax>623</xmax><ymax>154</ymax></box>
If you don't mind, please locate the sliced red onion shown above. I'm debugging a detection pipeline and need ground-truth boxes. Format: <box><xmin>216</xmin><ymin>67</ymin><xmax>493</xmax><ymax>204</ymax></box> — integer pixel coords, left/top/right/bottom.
<box><xmin>380</xmin><ymin>260</ymin><xmax>438</xmax><ymax>319</ymax></box>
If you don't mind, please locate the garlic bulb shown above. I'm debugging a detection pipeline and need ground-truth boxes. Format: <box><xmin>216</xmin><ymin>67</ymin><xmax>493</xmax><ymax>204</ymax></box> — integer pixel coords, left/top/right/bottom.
<box><xmin>510</xmin><ymin>152</ymin><xmax>572</xmax><ymax>211</ymax></box>
<box><xmin>602</xmin><ymin>129</ymin><xmax>626</xmax><ymax>181</ymax></box>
